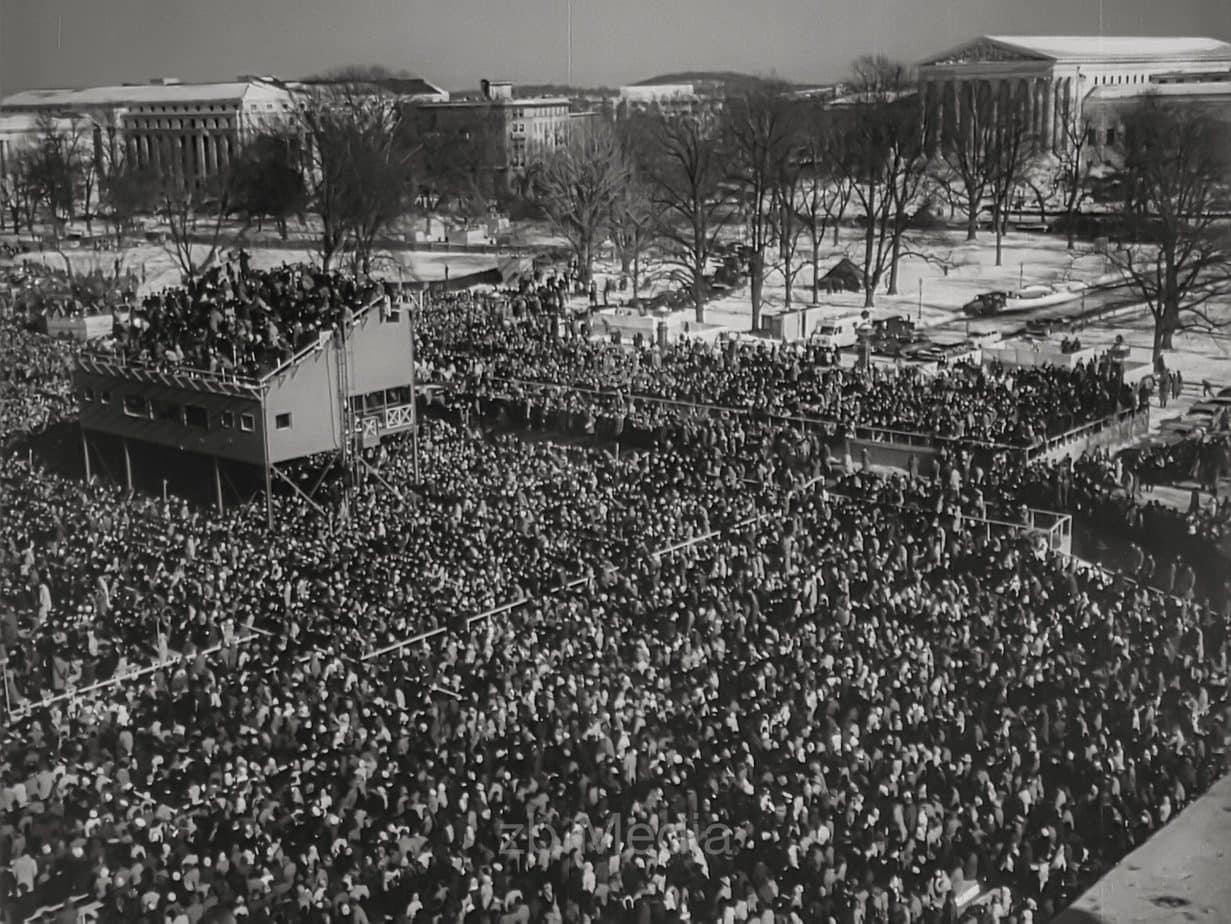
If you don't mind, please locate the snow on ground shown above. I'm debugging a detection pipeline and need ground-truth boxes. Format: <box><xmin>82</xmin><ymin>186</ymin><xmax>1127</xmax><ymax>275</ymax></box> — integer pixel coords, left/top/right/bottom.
<box><xmin>13</xmin><ymin>243</ymin><xmax>500</xmax><ymax>296</ymax></box>
<box><xmin>700</xmin><ymin>230</ymin><xmax>1112</xmax><ymax>333</ymax></box>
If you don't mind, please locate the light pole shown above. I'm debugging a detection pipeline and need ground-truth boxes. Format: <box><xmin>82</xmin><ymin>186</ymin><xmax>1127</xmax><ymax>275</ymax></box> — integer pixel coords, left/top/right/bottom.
<box><xmin>567</xmin><ymin>0</ymin><xmax>573</xmax><ymax>87</ymax></box>
<box><xmin>917</xmin><ymin>278</ymin><xmax>923</xmax><ymax>322</ymax></box>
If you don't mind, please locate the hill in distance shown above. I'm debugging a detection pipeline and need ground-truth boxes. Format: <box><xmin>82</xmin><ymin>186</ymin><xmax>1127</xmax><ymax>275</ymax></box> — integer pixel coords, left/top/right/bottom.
<box><xmin>633</xmin><ymin>70</ymin><xmax>802</xmax><ymax>93</ymax></box>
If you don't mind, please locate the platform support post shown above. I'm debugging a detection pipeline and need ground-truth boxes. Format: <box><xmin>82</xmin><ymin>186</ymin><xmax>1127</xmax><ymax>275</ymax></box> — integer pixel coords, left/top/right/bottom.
<box><xmin>213</xmin><ymin>456</ymin><xmax>224</xmax><ymax>514</ymax></box>
<box><xmin>122</xmin><ymin>438</ymin><xmax>133</xmax><ymax>492</ymax></box>
<box><xmin>80</xmin><ymin>428</ymin><xmax>92</xmax><ymax>482</ymax></box>
<box><xmin>263</xmin><ymin>463</ymin><xmax>273</xmax><ymax>530</ymax></box>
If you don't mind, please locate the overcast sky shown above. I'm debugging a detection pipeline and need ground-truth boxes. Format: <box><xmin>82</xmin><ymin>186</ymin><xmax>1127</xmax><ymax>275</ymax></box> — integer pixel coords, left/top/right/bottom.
<box><xmin>3</xmin><ymin>0</ymin><xmax>1230</xmax><ymax>94</ymax></box>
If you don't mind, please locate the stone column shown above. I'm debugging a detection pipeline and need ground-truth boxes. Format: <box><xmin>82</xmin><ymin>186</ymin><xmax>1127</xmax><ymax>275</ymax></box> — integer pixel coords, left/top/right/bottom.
<box><xmin>1050</xmin><ymin>83</ymin><xmax>1063</xmax><ymax>153</ymax></box>
<box><xmin>1057</xmin><ymin>77</ymin><xmax>1072</xmax><ymax>152</ymax></box>
<box><xmin>196</xmin><ymin>134</ymin><xmax>208</xmax><ymax>179</ymax></box>
<box><xmin>1042</xmin><ymin>78</ymin><xmax>1054</xmax><ymax>151</ymax></box>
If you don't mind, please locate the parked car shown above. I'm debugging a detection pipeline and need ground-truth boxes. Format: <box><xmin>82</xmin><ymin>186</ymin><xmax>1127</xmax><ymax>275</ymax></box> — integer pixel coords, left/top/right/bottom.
<box><xmin>962</xmin><ymin>291</ymin><xmax>1008</xmax><ymax>317</ymax></box>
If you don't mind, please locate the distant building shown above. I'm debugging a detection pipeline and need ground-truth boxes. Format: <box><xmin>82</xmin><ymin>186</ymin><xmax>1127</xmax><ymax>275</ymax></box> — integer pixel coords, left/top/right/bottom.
<box><xmin>0</xmin><ymin>112</ymin><xmax>79</xmax><ymax>181</ymax></box>
<box><xmin>292</xmin><ymin>75</ymin><xmax>449</xmax><ymax>104</ymax></box>
<box><xmin>916</xmin><ymin>35</ymin><xmax>1231</xmax><ymax>156</ymax></box>
<box><xmin>0</xmin><ymin>78</ymin><xmax>296</xmax><ymax>182</ymax></box>
<box><xmin>413</xmin><ymin>80</ymin><xmax>573</xmax><ymax>190</ymax></box>
<box><xmin>1081</xmin><ymin>78</ymin><xmax>1231</xmax><ymax>164</ymax></box>
<box><xmin>616</xmin><ymin>83</ymin><xmax>711</xmax><ymax>121</ymax></box>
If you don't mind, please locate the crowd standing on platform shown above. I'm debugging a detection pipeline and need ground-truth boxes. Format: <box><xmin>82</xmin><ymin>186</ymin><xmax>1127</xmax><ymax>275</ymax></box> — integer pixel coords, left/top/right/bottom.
<box><xmin>0</xmin><ymin>277</ymin><xmax>1228</xmax><ymax>924</ymax></box>
<box><xmin>96</xmin><ymin>259</ymin><xmax>386</xmax><ymax>379</ymax></box>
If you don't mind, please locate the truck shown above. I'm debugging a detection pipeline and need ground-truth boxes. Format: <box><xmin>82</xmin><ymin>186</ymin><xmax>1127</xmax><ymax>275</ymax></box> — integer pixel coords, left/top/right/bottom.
<box><xmin>809</xmin><ymin>315</ymin><xmax>865</xmax><ymax>351</ymax></box>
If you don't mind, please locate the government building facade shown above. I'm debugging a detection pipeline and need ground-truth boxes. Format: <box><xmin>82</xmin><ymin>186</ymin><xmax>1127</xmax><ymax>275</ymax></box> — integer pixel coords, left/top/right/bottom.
<box><xmin>0</xmin><ymin>78</ymin><xmax>297</xmax><ymax>183</ymax></box>
<box><xmin>917</xmin><ymin>35</ymin><xmax>1231</xmax><ymax>157</ymax></box>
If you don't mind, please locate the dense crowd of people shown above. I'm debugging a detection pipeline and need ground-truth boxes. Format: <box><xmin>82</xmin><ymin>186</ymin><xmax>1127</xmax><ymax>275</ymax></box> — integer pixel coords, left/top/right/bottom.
<box><xmin>1</xmin><ymin>277</ymin><xmax>1229</xmax><ymax>924</ymax></box>
<box><xmin>93</xmin><ymin>259</ymin><xmax>387</xmax><ymax>379</ymax></box>
<box><xmin>416</xmin><ymin>306</ymin><xmax>1143</xmax><ymax>449</ymax></box>
<box><xmin>0</xmin><ymin>323</ymin><xmax>77</xmax><ymax>443</ymax></box>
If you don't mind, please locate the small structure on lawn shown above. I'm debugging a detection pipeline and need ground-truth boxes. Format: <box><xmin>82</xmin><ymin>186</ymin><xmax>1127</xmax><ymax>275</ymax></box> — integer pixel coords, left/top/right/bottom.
<box><xmin>818</xmin><ymin>257</ymin><xmax>865</xmax><ymax>294</ymax></box>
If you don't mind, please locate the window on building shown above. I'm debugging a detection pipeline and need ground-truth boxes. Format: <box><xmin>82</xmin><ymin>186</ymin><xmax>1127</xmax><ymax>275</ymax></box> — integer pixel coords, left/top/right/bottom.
<box><xmin>1086</xmin><ymin>128</ymin><xmax>1097</xmax><ymax>146</ymax></box>
<box><xmin>122</xmin><ymin>394</ymin><xmax>149</xmax><ymax>417</ymax></box>
<box><xmin>239</xmin><ymin>413</ymin><xmax>256</xmax><ymax>432</ymax></box>
<box><xmin>220</xmin><ymin>411</ymin><xmax>235</xmax><ymax>429</ymax></box>
<box><xmin>275</xmin><ymin>412</ymin><xmax>293</xmax><ymax>430</ymax></box>
<box><xmin>184</xmin><ymin>405</ymin><xmax>209</xmax><ymax>429</ymax></box>
<box><xmin>81</xmin><ymin>388</ymin><xmax>94</xmax><ymax>403</ymax></box>
<box><xmin>99</xmin><ymin>391</ymin><xmax>111</xmax><ymax>406</ymax></box>
<box><xmin>1105</xmin><ymin>128</ymin><xmax>1116</xmax><ymax>146</ymax></box>
<box><xmin>155</xmin><ymin>400</ymin><xmax>181</xmax><ymax>422</ymax></box>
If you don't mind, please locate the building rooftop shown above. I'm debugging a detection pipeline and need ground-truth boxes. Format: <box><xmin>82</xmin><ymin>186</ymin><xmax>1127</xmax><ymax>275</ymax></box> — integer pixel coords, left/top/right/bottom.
<box><xmin>1</xmin><ymin>80</ymin><xmax>287</xmax><ymax>110</ymax></box>
<box><xmin>296</xmin><ymin>76</ymin><xmax>448</xmax><ymax>99</ymax></box>
<box><xmin>989</xmin><ymin>35</ymin><xmax>1231</xmax><ymax>63</ymax></box>
<box><xmin>420</xmin><ymin>95</ymin><xmax>569</xmax><ymax>108</ymax></box>
<box><xmin>921</xmin><ymin>35</ymin><xmax>1231</xmax><ymax>68</ymax></box>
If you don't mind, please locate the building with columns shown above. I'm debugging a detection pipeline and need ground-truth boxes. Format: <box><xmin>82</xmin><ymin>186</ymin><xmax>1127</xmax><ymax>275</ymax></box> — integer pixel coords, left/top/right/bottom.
<box><xmin>917</xmin><ymin>36</ymin><xmax>1231</xmax><ymax>158</ymax></box>
<box><xmin>0</xmin><ymin>78</ymin><xmax>296</xmax><ymax>183</ymax></box>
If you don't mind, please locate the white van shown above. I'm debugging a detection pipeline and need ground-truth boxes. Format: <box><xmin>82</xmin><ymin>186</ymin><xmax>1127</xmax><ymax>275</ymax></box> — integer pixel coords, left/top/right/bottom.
<box><xmin>810</xmin><ymin>316</ymin><xmax>864</xmax><ymax>350</ymax></box>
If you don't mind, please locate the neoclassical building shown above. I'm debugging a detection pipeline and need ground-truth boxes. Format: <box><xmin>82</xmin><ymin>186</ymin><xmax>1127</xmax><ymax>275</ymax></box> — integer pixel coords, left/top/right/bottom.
<box><xmin>0</xmin><ymin>78</ymin><xmax>296</xmax><ymax>182</ymax></box>
<box><xmin>917</xmin><ymin>35</ymin><xmax>1231</xmax><ymax>155</ymax></box>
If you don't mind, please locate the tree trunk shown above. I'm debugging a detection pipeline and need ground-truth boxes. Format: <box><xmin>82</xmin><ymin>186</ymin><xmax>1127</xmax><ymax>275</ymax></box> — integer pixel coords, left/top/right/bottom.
<box><xmin>811</xmin><ymin>231</ymin><xmax>821</xmax><ymax>304</ymax></box>
<box><xmin>693</xmin><ymin>253</ymin><xmax>705</xmax><ymax>323</ymax></box>
<box><xmin>782</xmin><ymin>247</ymin><xmax>793</xmax><ymax>311</ymax></box>
<box><xmin>632</xmin><ymin>252</ymin><xmax>640</xmax><ymax>299</ymax></box>
<box><xmin>966</xmin><ymin>203</ymin><xmax>978</xmax><ymax>241</ymax></box>
<box><xmin>993</xmin><ymin>201</ymin><xmax>1003</xmax><ymax>267</ymax></box>
<box><xmin>749</xmin><ymin>250</ymin><xmax>764</xmax><ymax>332</ymax></box>
<box><xmin>1152</xmin><ymin>306</ymin><xmax>1179</xmax><ymax>366</ymax></box>
<box><xmin>580</xmin><ymin>238</ymin><xmax>593</xmax><ymax>285</ymax></box>
<box><xmin>832</xmin><ymin>222</ymin><xmax>840</xmax><ymax>247</ymax></box>
<box><xmin>862</xmin><ymin>186</ymin><xmax>876</xmax><ymax>309</ymax></box>
<box><xmin>888</xmin><ymin>233</ymin><xmax>903</xmax><ymax>296</ymax></box>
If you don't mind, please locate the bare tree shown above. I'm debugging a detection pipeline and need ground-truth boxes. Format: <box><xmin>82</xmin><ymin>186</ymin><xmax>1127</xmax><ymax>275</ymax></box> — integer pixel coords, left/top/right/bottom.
<box><xmin>24</xmin><ymin>114</ymin><xmax>90</xmax><ymax>236</ymax></box>
<box><xmin>157</xmin><ymin>168</ymin><xmax>248</xmax><ymax>284</ymax></box>
<box><xmin>609</xmin><ymin>176</ymin><xmax>659</xmax><ymax>299</ymax></box>
<box><xmin>1024</xmin><ymin>118</ymin><xmax>1096</xmax><ymax>248</ymax></box>
<box><xmin>2</xmin><ymin>146</ymin><xmax>43</xmax><ymax>235</ymax></box>
<box><xmin>726</xmin><ymin>88</ymin><xmax>794</xmax><ymax>330</ymax></box>
<box><xmin>98</xmin><ymin>142</ymin><xmax>158</xmax><ymax>275</ymax></box>
<box><xmin>930</xmin><ymin>82</ymin><xmax>998</xmax><ymax>241</ymax></box>
<box><xmin>230</xmin><ymin>130</ymin><xmax>307</xmax><ymax>240</ymax></box>
<box><xmin>794</xmin><ymin>110</ymin><xmax>853</xmax><ymax>302</ymax></box>
<box><xmin>297</xmin><ymin>87</ymin><xmax>419</xmax><ymax>273</ymax></box>
<box><xmin>536</xmin><ymin>125</ymin><xmax>629</xmax><ymax>285</ymax></box>
<box><xmin>773</xmin><ymin>149</ymin><xmax>806</xmax><ymax>308</ymax></box>
<box><xmin>1109</xmin><ymin>96</ymin><xmax>1231</xmax><ymax>364</ymax></box>
<box><xmin>985</xmin><ymin>106</ymin><xmax>1033</xmax><ymax>267</ymax></box>
<box><xmin>833</xmin><ymin>57</ymin><xmax>932</xmax><ymax>306</ymax></box>
<box><xmin>646</xmin><ymin>114</ymin><xmax>731</xmax><ymax>322</ymax></box>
